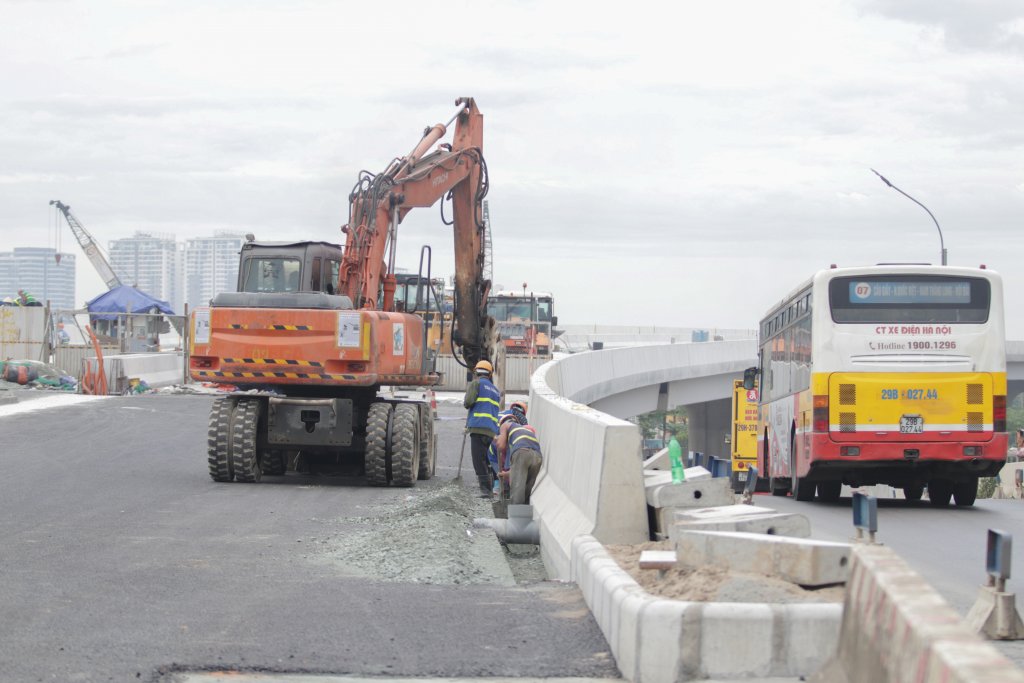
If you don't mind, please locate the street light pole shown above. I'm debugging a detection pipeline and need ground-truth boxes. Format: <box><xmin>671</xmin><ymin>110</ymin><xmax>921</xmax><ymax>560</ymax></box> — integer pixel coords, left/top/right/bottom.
<box><xmin>871</xmin><ymin>169</ymin><xmax>947</xmax><ymax>266</ymax></box>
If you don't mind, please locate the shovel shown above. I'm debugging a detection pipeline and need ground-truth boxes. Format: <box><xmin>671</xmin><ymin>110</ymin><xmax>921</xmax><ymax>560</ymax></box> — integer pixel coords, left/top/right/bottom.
<box><xmin>454</xmin><ymin>431</ymin><xmax>468</xmax><ymax>482</ymax></box>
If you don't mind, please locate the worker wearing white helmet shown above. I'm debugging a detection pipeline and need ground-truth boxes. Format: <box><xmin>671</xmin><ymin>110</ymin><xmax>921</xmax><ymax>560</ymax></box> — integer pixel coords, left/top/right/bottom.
<box><xmin>463</xmin><ymin>358</ymin><xmax>501</xmax><ymax>494</ymax></box>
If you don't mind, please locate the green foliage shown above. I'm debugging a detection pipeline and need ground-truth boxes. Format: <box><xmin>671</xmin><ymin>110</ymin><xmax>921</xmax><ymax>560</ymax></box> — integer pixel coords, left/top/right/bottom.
<box><xmin>636</xmin><ymin>406</ymin><xmax>688</xmax><ymax>451</ymax></box>
<box><xmin>977</xmin><ymin>477</ymin><xmax>998</xmax><ymax>499</ymax></box>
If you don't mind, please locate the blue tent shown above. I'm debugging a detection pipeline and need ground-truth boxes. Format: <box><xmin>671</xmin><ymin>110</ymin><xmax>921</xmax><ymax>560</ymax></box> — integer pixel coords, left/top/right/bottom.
<box><xmin>86</xmin><ymin>285</ymin><xmax>175</xmax><ymax>320</ymax></box>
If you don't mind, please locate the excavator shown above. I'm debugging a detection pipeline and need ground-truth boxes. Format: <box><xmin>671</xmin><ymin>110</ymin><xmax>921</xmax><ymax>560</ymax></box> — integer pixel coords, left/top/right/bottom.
<box><xmin>189</xmin><ymin>97</ymin><xmax>495</xmax><ymax>486</ymax></box>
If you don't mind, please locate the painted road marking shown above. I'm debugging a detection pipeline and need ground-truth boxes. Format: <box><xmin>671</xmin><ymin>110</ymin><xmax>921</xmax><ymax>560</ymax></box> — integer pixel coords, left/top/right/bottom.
<box><xmin>0</xmin><ymin>394</ymin><xmax>111</xmax><ymax>418</ymax></box>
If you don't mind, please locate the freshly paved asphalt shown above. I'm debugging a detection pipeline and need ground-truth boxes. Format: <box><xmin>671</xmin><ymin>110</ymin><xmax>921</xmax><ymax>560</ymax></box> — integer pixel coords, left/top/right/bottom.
<box><xmin>0</xmin><ymin>392</ymin><xmax>620</xmax><ymax>682</ymax></box>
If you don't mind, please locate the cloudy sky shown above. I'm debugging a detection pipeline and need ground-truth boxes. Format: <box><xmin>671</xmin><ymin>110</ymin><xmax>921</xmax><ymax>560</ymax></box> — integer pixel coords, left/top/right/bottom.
<box><xmin>3</xmin><ymin>0</ymin><xmax>1024</xmax><ymax>337</ymax></box>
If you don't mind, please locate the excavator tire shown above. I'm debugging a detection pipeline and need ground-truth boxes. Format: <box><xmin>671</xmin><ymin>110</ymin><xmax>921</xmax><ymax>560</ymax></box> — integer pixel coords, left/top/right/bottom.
<box><xmin>417</xmin><ymin>407</ymin><xmax>436</xmax><ymax>481</ymax></box>
<box><xmin>231</xmin><ymin>398</ymin><xmax>262</xmax><ymax>483</ymax></box>
<box><xmin>365</xmin><ymin>402</ymin><xmax>392</xmax><ymax>486</ymax></box>
<box><xmin>207</xmin><ymin>398</ymin><xmax>234</xmax><ymax>482</ymax></box>
<box><xmin>261</xmin><ymin>449</ymin><xmax>287</xmax><ymax>476</ymax></box>
<box><xmin>391</xmin><ymin>403</ymin><xmax>421</xmax><ymax>488</ymax></box>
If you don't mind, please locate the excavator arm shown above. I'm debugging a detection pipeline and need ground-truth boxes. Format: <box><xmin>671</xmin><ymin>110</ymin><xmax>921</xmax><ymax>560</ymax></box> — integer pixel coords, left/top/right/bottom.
<box><xmin>341</xmin><ymin>97</ymin><xmax>493</xmax><ymax>368</ymax></box>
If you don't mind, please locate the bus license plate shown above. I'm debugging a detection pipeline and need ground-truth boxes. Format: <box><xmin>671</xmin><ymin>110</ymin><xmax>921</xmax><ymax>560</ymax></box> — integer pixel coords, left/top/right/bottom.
<box><xmin>899</xmin><ymin>415</ymin><xmax>924</xmax><ymax>434</ymax></box>
<box><xmin>737</xmin><ymin>472</ymin><xmax>747</xmax><ymax>482</ymax></box>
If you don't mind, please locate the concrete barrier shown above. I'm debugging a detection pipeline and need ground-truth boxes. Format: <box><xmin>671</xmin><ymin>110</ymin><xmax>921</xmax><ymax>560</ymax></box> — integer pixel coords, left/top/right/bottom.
<box><xmin>812</xmin><ymin>544</ymin><xmax>1024</xmax><ymax>683</ymax></box>
<box><xmin>674</xmin><ymin>531</ymin><xmax>851</xmax><ymax>587</ymax></box>
<box><xmin>529</xmin><ymin>357</ymin><xmax>649</xmax><ymax>580</ymax></box>
<box><xmin>572</xmin><ymin>535</ymin><xmax>842</xmax><ymax>682</ymax></box>
<box><xmin>83</xmin><ymin>352</ymin><xmax>185</xmax><ymax>393</ymax></box>
<box><xmin>669</xmin><ymin>504</ymin><xmax>811</xmax><ymax>539</ymax></box>
<box><xmin>528</xmin><ymin>341</ymin><xmax>757</xmax><ymax>580</ymax></box>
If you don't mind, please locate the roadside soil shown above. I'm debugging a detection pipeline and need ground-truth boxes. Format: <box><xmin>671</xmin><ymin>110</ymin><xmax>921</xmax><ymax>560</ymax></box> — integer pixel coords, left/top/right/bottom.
<box><xmin>606</xmin><ymin>540</ymin><xmax>845</xmax><ymax>604</ymax></box>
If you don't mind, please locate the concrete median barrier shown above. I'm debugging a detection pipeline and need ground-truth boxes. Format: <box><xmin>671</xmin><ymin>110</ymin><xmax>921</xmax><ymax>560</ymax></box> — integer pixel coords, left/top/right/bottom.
<box><xmin>529</xmin><ymin>358</ymin><xmax>649</xmax><ymax>580</ymax></box>
<box><xmin>572</xmin><ymin>535</ymin><xmax>842</xmax><ymax>682</ymax></box>
<box><xmin>812</xmin><ymin>543</ymin><xmax>1024</xmax><ymax>683</ymax></box>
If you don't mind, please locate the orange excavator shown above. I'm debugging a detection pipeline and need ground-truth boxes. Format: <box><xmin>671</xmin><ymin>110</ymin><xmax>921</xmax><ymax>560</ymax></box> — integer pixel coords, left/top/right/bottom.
<box><xmin>189</xmin><ymin>97</ymin><xmax>495</xmax><ymax>486</ymax></box>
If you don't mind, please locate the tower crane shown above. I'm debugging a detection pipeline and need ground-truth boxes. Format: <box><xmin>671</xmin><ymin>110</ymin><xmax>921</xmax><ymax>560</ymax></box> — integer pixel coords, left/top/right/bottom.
<box><xmin>49</xmin><ymin>200</ymin><xmax>122</xmax><ymax>290</ymax></box>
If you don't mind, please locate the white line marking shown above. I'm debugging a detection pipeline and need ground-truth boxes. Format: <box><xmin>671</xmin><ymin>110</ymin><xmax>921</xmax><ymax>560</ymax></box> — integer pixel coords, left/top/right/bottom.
<box><xmin>0</xmin><ymin>394</ymin><xmax>112</xmax><ymax>418</ymax></box>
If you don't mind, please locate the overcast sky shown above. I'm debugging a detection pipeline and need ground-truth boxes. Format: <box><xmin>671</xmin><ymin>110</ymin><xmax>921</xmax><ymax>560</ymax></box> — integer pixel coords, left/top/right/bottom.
<box><xmin>3</xmin><ymin>0</ymin><xmax>1024</xmax><ymax>337</ymax></box>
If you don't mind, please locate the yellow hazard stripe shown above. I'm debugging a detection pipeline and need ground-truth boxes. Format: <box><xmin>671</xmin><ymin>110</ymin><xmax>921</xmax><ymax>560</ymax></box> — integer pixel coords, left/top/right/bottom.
<box><xmin>194</xmin><ymin>370</ymin><xmax>357</xmax><ymax>380</ymax></box>
<box><xmin>223</xmin><ymin>358</ymin><xmax>323</xmax><ymax>366</ymax></box>
<box><xmin>268</xmin><ymin>325</ymin><xmax>312</xmax><ymax>331</ymax></box>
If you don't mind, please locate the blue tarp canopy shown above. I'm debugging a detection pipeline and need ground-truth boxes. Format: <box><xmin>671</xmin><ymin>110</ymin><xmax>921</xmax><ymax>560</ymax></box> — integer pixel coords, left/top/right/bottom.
<box><xmin>86</xmin><ymin>285</ymin><xmax>175</xmax><ymax>320</ymax></box>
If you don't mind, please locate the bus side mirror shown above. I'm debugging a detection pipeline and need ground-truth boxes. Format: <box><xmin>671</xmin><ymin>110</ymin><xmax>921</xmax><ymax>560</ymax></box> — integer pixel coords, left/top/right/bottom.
<box><xmin>742</xmin><ymin>366</ymin><xmax>758</xmax><ymax>391</ymax></box>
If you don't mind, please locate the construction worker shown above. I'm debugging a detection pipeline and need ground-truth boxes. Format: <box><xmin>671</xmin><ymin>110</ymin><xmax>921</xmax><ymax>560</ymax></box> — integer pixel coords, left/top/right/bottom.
<box><xmin>464</xmin><ymin>358</ymin><xmax>501</xmax><ymax>493</ymax></box>
<box><xmin>496</xmin><ymin>412</ymin><xmax>543</xmax><ymax>505</ymax></box>
<box><xmin>17</xmin><ymin>289</ymin><xmax>40</xmax><ymax>306</ymax></box>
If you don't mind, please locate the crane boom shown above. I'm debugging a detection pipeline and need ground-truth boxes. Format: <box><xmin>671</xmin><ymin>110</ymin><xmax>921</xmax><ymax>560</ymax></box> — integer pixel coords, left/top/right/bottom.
<box><xmin>49</xmin><ymin>200</ymin><xmax>122</xmax><ymax>290</ymax></box>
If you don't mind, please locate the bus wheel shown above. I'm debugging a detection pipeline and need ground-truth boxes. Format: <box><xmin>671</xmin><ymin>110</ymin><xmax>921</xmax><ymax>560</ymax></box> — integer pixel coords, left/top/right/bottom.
<box><xmin>903</xmin><ymin>483</ymin><xmax>924</xmax><ymax>501</ymax></box>
<box><xmin>817</xmin><ymin>480</ymin><xmax>841</xmax><ymax>503</ymax></box>
<box><xmin>790</xmin><ymin>441</ymin><xmax>815</xmax><ymax>501</ymax></box>
<box><xmin>927</xmin><ymin>479</ymin><xmax>953</xmax><ymax>507</ymax></box>
<box><xmin>953</xmin><ymin>478</ymin><xmax>978</xmax><ymax>507</ymax></box>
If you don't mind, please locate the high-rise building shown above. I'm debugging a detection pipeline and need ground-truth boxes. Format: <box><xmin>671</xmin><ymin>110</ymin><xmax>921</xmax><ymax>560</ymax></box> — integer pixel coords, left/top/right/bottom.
<box><xmin>183</xmin><ymin>233</ymin><xmax>244</xmax><ymax>311</ymax></box>
<box><xmin>0</xmin><ymin>247</ymin><xmax>76</xmax><ymax>309</ymax></box>
<box><xmin>109</xmin><ymin>232</ymin><xmax>183</xmax><ymax>313</ymax></box>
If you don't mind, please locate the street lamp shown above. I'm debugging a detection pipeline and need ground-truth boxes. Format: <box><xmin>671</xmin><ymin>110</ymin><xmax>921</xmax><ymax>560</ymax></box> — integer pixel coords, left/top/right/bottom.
<box><xmin>871</xmin><ymin>169</ymin><xmax>947</xmax><ymax>266</ymax></box>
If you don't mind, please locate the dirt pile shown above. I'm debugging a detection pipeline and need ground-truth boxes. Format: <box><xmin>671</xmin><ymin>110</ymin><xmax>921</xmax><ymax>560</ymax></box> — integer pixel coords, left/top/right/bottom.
<box><xmin>607</xmin><ymin>540</ymin><xmax>845</xmax><ymax>604</ymax></box>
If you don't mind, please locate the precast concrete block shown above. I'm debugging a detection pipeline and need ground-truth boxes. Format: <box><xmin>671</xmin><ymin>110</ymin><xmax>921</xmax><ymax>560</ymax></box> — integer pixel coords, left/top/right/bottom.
<box><xmin>965</xmin><ymin>585</ymin><xmax>1024</xmax><ymax>640</ymax></box>
<box><xmin>646</xmin><ymin>473</ymin><xmax>730</xmax><ymax>508</ymax></box>
<box><xmin>698</xmin><ymin>603</ymin><xmax>774</xmax><ymax>679</ymax></box>
<box><xmin>616</xmin><ymin>588</ymin><xmax>657</xmax><ymax>681</ymax></box>
<box><xmin>669</xmin><ymin>504</ymin><xmax>811</xmax><ymax>541</ymax></box>
<box><xmin>778</xmin><ymin>603</ymin><xmax>842</xmax><ymax>675</ymax></box>
<box><xmin>642</xmin><ymin>447</ymin><xmax>669</xmax><ymax>470</ymax></box>
<box><xmin>637</xmin><ymin>599</ymin><xmax>686</xmax><ymax>683</ymax></box>
<box><xmin>674</xmin><ymin>531</ymin><xmax>852</xmax><ymax>587</ymax></box>
<box><xmin>643</xmin><ymin>465</ymin><xmax>711</xmax><ymax>485</ymax></box>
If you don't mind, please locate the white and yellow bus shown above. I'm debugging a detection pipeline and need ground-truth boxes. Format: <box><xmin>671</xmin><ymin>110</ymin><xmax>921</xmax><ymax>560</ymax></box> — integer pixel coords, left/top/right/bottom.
<box><xmin>751</xmin><ymin>265</ymin><xmax>1007</xmax><ymax>506</ymax></box>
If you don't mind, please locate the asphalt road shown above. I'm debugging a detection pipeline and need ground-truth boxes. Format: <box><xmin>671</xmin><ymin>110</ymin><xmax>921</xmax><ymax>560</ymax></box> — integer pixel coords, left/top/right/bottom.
<box><xmin>761</xmin><ymin>489</ymin><xmax>1024</xmax><ymax>666</ymax></box>
<box><xmin>0</xmin><ymin>392</ymin><xmax>619</xmax><ymax>682</ymax></box>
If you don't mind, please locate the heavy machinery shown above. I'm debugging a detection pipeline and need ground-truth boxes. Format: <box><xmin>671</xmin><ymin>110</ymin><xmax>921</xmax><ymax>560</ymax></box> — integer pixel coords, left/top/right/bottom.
<box><xmin>487</xmin><ymin>288</ymin><xmax>558</xmax><ymax>357</ymax></box>
<box><xmin>189</xmin><ymin>97</ymin><xmax>494</xmax><ymax>486</ymax></box>
<box><xmin>49</xmin><ymin>200</ymin><xmax>123</xmax><ymax>290</ymax></box>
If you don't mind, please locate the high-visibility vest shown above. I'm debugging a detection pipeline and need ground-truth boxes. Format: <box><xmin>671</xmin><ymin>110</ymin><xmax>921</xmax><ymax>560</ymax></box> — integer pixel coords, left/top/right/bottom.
<box><xmin>508</xmin><ymin>425</ymin><xmax>541</xmax><ymax>454</ymax></box>
<box><xmin>466</xmin><ymin>377</ymin><xmax>500</xmax><ymax>434</ymax></box>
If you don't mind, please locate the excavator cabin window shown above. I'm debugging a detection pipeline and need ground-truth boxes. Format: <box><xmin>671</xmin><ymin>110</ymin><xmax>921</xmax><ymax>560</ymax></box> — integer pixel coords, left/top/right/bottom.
<box><xmin>243</xmin><ymin>257</ymin><xmax>302</xmax><ymax>293</ymax></box>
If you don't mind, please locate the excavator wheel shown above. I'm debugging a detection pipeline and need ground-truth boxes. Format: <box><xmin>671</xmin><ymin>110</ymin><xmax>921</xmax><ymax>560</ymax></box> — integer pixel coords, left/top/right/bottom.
<box><xmin>417</xmin><ymin>407</ymin><xmax>436</xmax><ymax>481</ymax></box>
<box><xmin>391</xmin><ymin>404</ymin><xmax>421</xmax><ymax>488</ymax></box>
<box><xmin>231</xmin><ymin>398</ymin><xmax>262</xmax><ymax>483</ymax></box>
<box><xmin>207</xmin><ymin>398</ymin><xmax>234</xmax><ymax>482</ymax></box>
<box><xmin>261</xmin><ymin>449</ymin><xmax>287</xmax><ymax>476</ymax></box>
<box><xmin>365</xmin><ymin>402</ymin><xmax>392</xmax><ymax>486</ymax></box>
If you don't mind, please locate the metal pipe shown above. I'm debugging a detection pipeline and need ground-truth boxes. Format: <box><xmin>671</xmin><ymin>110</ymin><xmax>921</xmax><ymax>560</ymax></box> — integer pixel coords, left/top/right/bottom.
<box><xmin>473</xmin><ymin>504</ymin><xmax>540</xmax><ymax>545</ymax></box>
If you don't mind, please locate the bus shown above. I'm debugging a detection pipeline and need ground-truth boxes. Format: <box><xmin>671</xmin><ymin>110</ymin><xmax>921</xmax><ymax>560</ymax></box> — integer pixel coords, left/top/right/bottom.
<box><xmin>730</xmin><ymin>378</ymin><xmax>760</xmax><ymax>493</ymax></box>
<box><xmin>749</xmin><ymin>264</ymin><xmax>1007</xmax><ymax>507</ymax></box>
<box><xmin>487</xmin><ymin>290</ymin><xmax>558</xmax><ymax>357</ymax></box>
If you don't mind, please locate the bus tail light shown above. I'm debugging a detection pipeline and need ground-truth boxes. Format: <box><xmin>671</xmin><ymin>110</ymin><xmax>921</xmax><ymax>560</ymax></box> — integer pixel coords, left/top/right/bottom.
<box><xmin>813</xmin><ymin>395</ymin><xmax>829</xmax><ymax>433</ymax></box>
<box><xmin>994</xmin><ymin>395</ymin><xmax>1006</xmax><ymax>433</ymax></box>
<box><xmin>963</xmin><ymin>446</ymin><xmax>980</xmax><ymax>456</ymax></box>
<box><xmin>841</xmin><ymin>446</ymin><xmax>860</xmax><ymax>456</ymax></box>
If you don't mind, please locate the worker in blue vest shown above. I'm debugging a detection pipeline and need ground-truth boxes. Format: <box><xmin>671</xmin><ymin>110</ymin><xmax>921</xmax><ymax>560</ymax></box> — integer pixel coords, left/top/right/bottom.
<box><xmin>496</xmin><ymin>412</ymin><xmax>543</xmax><ymax>505</ymax></box>
<box><xmin>464</xmin><ymin>359</ymin><xmax>501</xmax><ymax>493</ymax></box>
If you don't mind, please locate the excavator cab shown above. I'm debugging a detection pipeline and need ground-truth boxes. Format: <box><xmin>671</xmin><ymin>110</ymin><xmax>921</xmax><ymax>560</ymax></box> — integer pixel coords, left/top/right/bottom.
<box><xmin>237</xmin><ymin>241</ymin><xmax>343</xmax><ymax>295</ymax></box>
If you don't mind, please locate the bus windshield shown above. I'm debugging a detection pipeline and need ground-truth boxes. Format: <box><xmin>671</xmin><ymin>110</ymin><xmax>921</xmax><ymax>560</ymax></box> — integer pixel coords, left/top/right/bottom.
<box><xmin>829</xmin><ymin>275</ymin><xmax>990</xmax><ymax>324</ymax></box>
